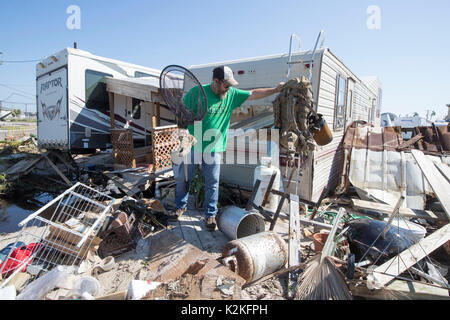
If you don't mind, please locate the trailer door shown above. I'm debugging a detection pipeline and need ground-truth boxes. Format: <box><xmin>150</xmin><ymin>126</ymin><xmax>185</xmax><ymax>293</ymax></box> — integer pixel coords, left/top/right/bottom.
<box><xmin>37</xmin><ymin>67</ymin><xmax>68</xmax><ymax>150</ymax></box>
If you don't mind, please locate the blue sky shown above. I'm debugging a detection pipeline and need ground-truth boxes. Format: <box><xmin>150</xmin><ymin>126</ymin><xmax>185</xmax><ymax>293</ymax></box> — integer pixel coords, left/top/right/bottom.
<box><xmin>0</xmin><ymin>0</ymin><xmax>449</xmax><ymax>119</ymax></box>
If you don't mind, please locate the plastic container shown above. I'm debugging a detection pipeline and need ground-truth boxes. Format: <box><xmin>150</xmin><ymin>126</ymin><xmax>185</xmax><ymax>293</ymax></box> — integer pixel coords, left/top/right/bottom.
<box><xmin>74</xmin><ymin>276</ymin><xmax>101</xmax><ymax>297</ymax></box>
<box><xmin>383</xmin><ymin>217</ymin><xmax>427</xmax><ymax>243</ymax></box>
<box><xmin>100</xmin><ymin>256</ymin><xmax>115</xmax><ymax>272</ymax></box>
<box><xmin>0</xmin><ymin>285</ymin><xmax>16</xmax><ymax>300</ymax></box>
<box><xmin>127</xmin><ymin>280</ymin><xmax>161</xmax><ymax>300</ymax></box>
<box><xmin>253</xmin><ymin>157</ymin><xmax>280</xmax><ymax>212</ymax></box>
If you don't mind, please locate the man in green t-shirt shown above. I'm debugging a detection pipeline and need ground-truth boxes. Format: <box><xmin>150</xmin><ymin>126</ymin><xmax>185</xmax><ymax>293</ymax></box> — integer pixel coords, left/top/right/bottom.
<box><xmin>169</xmin><ymin>66</ymin><xmax>283</xmax><ymax>231</ymax></box>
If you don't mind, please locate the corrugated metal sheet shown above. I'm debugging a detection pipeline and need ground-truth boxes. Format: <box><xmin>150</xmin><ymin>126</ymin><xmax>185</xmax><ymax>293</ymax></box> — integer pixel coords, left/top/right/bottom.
<box><xmin>337</xmin><ymin>125</ymin><xmax>450</xmax><ymax>209</ymax></box>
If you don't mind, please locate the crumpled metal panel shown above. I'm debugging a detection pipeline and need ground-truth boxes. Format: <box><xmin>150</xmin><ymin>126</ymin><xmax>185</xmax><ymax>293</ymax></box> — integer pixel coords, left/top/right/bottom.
<box><xmin>349</xmin><ymin>148</ymin><xmax>429</xmax><ymax>209</ymax></box>
<box><xmin>343</xmin><ymin>125</ymin><xmax>403</xmax><ymax>151</ymax></box>
<box><xmin>339</xmin><ymin>124</ymin><xmax>450</xmax><ymax>210</ymax></box>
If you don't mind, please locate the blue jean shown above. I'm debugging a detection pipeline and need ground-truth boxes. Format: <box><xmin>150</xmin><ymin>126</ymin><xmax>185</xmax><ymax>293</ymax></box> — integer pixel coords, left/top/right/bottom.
<box><xmin>174</xmin><ymin>151</ymin><xmax>222</xmax><ymax>218</ymax></box>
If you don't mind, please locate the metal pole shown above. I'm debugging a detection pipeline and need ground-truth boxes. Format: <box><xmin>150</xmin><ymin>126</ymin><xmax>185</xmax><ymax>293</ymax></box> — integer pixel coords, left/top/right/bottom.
<box><xmin>286</xmin><ymin>34</ymin><xmax>301</xmax><ymax>81</ymax></box>
<box><xmin>381</xmin><ymin>196</ymin><xmax>405</xmax><ymax>239</ymax></box>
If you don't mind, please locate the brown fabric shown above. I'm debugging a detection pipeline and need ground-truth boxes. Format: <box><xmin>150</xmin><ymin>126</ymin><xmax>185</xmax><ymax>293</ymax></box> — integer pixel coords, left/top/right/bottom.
<box><xmin>273</xmin><ymin>76</ymin><xmax>316</xmax><ymax>164</ymax></box>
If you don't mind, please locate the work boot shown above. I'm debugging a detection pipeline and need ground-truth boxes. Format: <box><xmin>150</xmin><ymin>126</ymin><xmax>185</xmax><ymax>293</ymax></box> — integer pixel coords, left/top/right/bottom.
<box><xmin>205</xmin><ymin>216</ymin><xmax>217</xmax><ymax>232</ymax></box>
<box><xmin>167</xmin><ymin>207</ymin><xmax>186</xmax><ymax>222</ymax></box>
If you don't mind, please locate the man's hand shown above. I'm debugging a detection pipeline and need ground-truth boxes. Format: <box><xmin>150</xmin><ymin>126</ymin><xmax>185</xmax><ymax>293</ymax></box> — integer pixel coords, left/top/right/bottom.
<box><xmin>276</xmin><ymin>82</ymin><xmax>285</xmax><ymax>93</ymax></box>
<box><xmin>248</xmin><ymin>82</ymin><xmax>286</xmax><ymax>101</ymax></box>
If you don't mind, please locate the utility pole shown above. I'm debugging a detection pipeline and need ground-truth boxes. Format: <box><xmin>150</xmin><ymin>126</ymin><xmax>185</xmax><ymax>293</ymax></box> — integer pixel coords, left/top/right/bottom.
<box><xmin>0</xmin><ymin>53</ymin><xmax>3</xmax><ymax>114</ymax></box>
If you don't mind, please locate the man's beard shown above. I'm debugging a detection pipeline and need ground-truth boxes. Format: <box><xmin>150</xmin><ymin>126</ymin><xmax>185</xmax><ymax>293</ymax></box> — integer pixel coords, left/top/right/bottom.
<box><xmin>212</xmin><ymin>82</ymin><xmax>228</xmax><ymax>100</ymax></box>
<box><xmin>218</xmin><ymin>92</ymin><xmax>227</xmax><ymax>100</ymax></box>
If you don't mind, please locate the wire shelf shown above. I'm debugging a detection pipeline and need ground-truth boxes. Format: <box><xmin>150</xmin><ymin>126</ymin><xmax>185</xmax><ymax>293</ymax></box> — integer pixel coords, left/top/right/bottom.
<box><xmin>0</xmin><ymin>183</ymin><xmax>114</xmax><ymax>289</ymax></box>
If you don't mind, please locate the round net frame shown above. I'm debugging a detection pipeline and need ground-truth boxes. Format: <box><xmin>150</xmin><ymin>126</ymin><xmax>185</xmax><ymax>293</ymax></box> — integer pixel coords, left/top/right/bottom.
<box><xmin>159</xmin><ymin>65</ymin><xmax>208</xmax><ymax>128</ymax></box>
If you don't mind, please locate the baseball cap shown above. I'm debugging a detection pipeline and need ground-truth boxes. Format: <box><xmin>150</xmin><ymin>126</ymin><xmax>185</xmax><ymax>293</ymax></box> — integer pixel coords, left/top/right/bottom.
<box><xmin>212</xmin><ymin>66</ymin><xmax>239</xmax><ymax>86</ymax></box>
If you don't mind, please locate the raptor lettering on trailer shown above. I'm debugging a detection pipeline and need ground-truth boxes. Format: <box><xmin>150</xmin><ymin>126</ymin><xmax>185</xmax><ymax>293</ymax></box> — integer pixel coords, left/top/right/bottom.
<box><xmin>40</xmin><ymin>77</ymin><xmax>63</xmax><ymax>93</ymax></box>
<box><xmin>41</xmin><ymin>98</ymin><xmax>62</xmax><ymax>121</ymax></box>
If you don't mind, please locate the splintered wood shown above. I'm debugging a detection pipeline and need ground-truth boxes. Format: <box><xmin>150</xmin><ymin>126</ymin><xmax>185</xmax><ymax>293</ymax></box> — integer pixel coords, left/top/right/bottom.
<box><xmin>410</xmin><ymin>149</ymin><xmax>450</xmax><ymax>218</ymax></box>
<box><xmin>373</xmin><ymin>223</ymin><xmax>450</xmax><ymax>287</ymax></box>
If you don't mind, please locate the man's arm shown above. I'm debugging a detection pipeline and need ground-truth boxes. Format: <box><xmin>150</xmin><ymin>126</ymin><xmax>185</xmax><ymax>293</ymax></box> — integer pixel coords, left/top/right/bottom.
<box><xmin>247</xmin><ymin>82</ymin><xmax>284</xmax><ymax>101</ymax></box>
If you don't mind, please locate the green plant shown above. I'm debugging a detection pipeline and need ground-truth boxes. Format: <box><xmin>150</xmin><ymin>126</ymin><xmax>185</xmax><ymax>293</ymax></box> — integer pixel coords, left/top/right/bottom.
<box><xmin>189</xmin><ymin>168</ymin><xmax>205</xmax><ymax>209</ymax></box>
<box><xmin>0</xmin><ymin>173</ymin><xmax>11</xmax><ymax>194</ymax></box>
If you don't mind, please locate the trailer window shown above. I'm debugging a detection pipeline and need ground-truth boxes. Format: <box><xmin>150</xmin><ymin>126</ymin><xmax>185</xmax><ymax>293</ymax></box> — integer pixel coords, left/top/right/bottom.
<box><xmin>131</xmin><ymin>98</ymin><xmax>142</xmax><ymax>120</ymax></box>
<box><xmin>85</xmin><ymin>70</ymin><xmax>113</xmax><ymax>114</ymax></box>
<box><xmin>334</xmin><ymin>75</ymin><xmax>346</xmax><ymax>130</ymax></box>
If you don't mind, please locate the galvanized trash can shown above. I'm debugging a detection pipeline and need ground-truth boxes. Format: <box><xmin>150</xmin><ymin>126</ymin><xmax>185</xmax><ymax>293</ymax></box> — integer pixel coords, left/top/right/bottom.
<box><xmin>222</xmin><ymin>231</ymin><xmax>288</xmax><ymax>283</ymax></box>
<box><xmin>217</xmin><ymin>206</ymin><xmax>265</xmax><ymax>240</ymax></box>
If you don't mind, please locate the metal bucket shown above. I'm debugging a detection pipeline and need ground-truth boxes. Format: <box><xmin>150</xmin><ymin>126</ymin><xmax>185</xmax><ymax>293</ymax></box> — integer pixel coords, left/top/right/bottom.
<box><xmin>217</xmin><ymin>206</ymin><xmax>265</xmax><ymax>240</ymax></box>
<box><xmin>312</xmin><ymin>114</ymin><xmax>333</xmax><ymax>146</ymax></box>
<box><xmin>222</xmin><ymin>231</ymin><xmax>288</xmax><ymax>283</ymax></box>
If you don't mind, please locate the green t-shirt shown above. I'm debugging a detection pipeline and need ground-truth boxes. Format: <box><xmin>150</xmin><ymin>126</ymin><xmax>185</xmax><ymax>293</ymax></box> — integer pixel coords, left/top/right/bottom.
<box><xmin>183</xmin><ymin>84</ymin><xmax>250</xmax><ymax>153</ymax></box>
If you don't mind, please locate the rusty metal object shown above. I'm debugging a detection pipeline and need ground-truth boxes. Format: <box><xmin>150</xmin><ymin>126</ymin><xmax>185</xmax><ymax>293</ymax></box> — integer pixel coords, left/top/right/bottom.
<box><xmin>311</xmin><ymin>114</ymin><xmax>333</xmax><ymax>146</ymax></box>
<box><xmin>336</xmin><ymin>124</ymin><xmax>450</xmax><ymax>196</ymax></box>
<box><xmin>222</xmin><ymin>232</ymin><xmax>288</xmax><ymax>283</ymax></box>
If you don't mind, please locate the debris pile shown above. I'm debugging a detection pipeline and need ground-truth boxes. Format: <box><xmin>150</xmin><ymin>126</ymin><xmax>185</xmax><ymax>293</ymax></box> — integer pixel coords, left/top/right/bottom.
<box><xmin>0</xmin><ymin>123</ymin><xmax>449</xmax><ymax>300</ymax></box>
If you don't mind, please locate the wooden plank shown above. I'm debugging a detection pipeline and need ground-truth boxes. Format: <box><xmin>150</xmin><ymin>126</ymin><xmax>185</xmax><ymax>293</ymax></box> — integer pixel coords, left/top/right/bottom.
<box><xmin>373</xmin><ymin>223</ymin><xmax>450</xmax><ymax>286</ymax></box>
<box><xmin>5</xmin><ymin>155</ymin><xmax>44</xmax><ymax>176</ymax></box>
<box><xmin>381</xmin><ymin>196</ymin><xmax>405</xmax><ymax>239</ymax></box>
<box><xmin>411</xmin><ymin>149</ymin><xmax>450</xmax><ymax>219</ymax></box>
<box><xmin>351</xmin><ymin>280</ymin><xmax>450</xmax><ymax>300</ymax></box>
<box><xmin>351</xmin><ymin>198</ymin><xmax>447</xmax><ymax>221</ymax></box>
<box><xmin>397</xmin><ymin>133</ymin><xmax>423</xmax><ymax>150</ymax></box>
<box><xmin>435</xmin><ymin>162</ymin><xmax>450</xmax><ymax>183</ymax></box>
<box><xmin>177</xmin><ymin>210</ymin><xmax>203</xmax><ymax>250</ymax></box>
<box><xmin>321</xmin><ymin>207</ymin><xmax>345</xmax><ymax>261</ymax></box>
<box><xmin>288</xmin><ymin>194</ymin><xmax>301</xmax><ymax>267</ymax></box>
<box><xmin>156</xmin><ymin>102</ymin><xmax>161</xmax><ymax>127</ymax></box>
<box><xmin>183</xmin><ymin>210</ymin><xmax>229</xmax><ymax>258</ymax></box>
<box><xmin>43</xmin><ymin>152</ymin><xmax>73</xmax><ymax>186</ymax></box>
<box><xmin>288</xmin><ymin>194</ymin><xmax>301</xmax><ymax>299</ymax></box>
<box><xmin>108</xmin><ymin>92</ymin><xmax>115</xmax><ymax>129</ymax></box>
<box><xmin>167</xmin><ymin>221</ymin><xmax>184</xmax><ymax>241</ymax></box>
<box><xmin>96</xmin><ymin>291</ymin><xmax>127</xmax><ymax>300</ymax></box>
<box><xmin>134</xmin><ymin>146</ymin><xmax>152</xmax><ymax>156</ymax></box>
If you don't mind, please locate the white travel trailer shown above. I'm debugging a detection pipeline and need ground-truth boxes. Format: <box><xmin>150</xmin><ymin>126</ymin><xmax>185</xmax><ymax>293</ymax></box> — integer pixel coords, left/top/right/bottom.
<box><xmin>189</xmin><ymin>46</ymin><xmax>382</xmax><ymax>202</ymax></box>
<box><xmin>36</xmin><ymin>47</ymin><xmax>169</xmax><ymax>152</ymax></box>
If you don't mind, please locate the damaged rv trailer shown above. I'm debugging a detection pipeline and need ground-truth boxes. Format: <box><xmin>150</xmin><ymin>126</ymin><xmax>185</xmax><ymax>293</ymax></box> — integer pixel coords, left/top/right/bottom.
<box><xmin>36</xmin><ymin>44</ymin><xmax>382</xmax><ymax>204</ymax></box>
<box><xmin>36</xmin><ymin>48</ymin><xmax>175</xmax><ymax>153</ymax></box>
<box><xmin>189</xmin><ymin>47</ymin><xmax>382</xmax><ymax>202</ymax></box>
